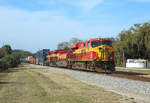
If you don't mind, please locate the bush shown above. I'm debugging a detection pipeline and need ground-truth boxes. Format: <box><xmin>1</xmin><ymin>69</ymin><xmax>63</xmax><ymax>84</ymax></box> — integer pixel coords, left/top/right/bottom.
<box><xmin>0</xmin><ymin>55</ymin><xmax>18</xmax><ymax>70</ymax></box>
<box><xmin>0</xmin><ymin>58</ymin><xmax>8</xmax><ymax>70</ymax></box>
<box><xmin>0</xmin><ymin>45</ymin><xmax>21</xmax><ymax>71</ymax></box>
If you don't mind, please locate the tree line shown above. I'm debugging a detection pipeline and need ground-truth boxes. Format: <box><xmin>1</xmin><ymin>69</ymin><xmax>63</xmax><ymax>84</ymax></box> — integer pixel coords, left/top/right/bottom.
<box><xmin>57</xmin><ymin>21</ymin><xmax>150</xmax><ymax>66</ymax></box>
<box><xmin>0</xmin><ymin>45</ymin><xmax>33</xmax><ymax>71</ymax></box>
<box><xmin>113</xmin><ymin>21</ymin><xmax>150</xmax><ymax>66</ymax></box>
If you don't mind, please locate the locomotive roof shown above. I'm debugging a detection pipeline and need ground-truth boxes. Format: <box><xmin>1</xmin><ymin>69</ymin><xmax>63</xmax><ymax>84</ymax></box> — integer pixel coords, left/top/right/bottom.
<box><xmin>70</xmin><ymin>38</ymin><xmax>112</xmax><ymax>49</ymax></box>
<box><xmin>50</xmin><ymin>49</ymin><xmax>67</xmax><ymax>54</ymax></box>
<box><xmin>90</xmin><ymin>38</ymin><xmax>112</xmax><ymax>42</ymax></box>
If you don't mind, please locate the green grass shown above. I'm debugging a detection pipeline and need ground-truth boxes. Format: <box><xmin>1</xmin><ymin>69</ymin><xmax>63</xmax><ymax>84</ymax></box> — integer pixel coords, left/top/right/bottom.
<box><xmin>116</xmin><ymin>67</ymin><xmax>150</xmax><ymax>77</ymax></box>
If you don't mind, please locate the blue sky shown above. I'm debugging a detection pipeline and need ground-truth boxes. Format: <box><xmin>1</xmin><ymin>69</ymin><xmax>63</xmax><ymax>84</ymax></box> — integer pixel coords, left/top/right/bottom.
<box><xmin>0</xmin><ymin>0</ymin><xmax>150</xmax><ymax>52</ymax></box>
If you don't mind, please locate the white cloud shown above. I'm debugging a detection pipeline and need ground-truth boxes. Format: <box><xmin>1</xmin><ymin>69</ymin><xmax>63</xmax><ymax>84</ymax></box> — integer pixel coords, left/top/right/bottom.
<box><xmin>38</xmin><ymin>0</ymin><xmax>103</xmax><ymax>11</ymax></box>
<box><xmin>65</xmin><ymin>0</ymin><xmax>103</xmax><ymax>11</ymax></box>
<box><xmin>130</xmin><ymin>0</ymin><xmax>150</xmax><ymax>2</ymax></box>
<box><xmin>0</xmin><ymin>6</ymin><xmax>117</xmax><ymax>52</ymax></box>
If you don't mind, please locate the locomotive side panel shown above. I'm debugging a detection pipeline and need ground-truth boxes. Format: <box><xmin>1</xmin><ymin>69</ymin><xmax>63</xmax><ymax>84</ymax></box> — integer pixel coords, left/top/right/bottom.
<box><xmin>57</xmin><ymin>52</ymin><xmax>68</xmax><ymax>67</ymax></box>
<box><xmin>48</xmin><ymin>52</ymin><xmax>58</xmax><ymax>66</ymax></box>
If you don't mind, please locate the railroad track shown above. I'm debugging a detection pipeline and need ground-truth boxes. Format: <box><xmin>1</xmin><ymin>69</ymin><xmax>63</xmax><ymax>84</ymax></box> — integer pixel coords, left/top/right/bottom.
<box><xmin>29</xmin><ymin>64</ymin><xmax>150</xmax><ymax>82</ymax></box>
<box><xmin>105</xmin><ymin>72</ymin><xmax>150</xmax><ymax>82</ymax></box>
<box><xmin>47</xmin><ymin>66</ymin><xmax>150</xmax><ymax>82</ymax></box>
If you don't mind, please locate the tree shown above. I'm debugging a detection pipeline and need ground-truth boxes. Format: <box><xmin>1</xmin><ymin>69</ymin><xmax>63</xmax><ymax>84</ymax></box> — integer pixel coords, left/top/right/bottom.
<box><xmin>57</xmin><ymin>42</ymin><xmax>70</xmax><ymax>50</ymax></box>
<box><xmin>113</xmin><ymin>21</ymin><xmax>150</xmax><ymax>66</ymax></box>
<box><xmin>69</xmin><ymin>38</ymin><xmax>83</xmax><ymax>46</ymax></box>
<box><xmin>57</xmin><ymin>38</ymin><xmax>83</xmax><ymax>50</ymax></box>
<box><xmin>1</xmin><ymin>45</ymin><xmax>12</xmax><ymax>55</ymax></box>
<box><xmin>12</xmin><ymin>49</ymin><xmax>34</xmax><ymax>58</ymax></box>
<box><xmin>0</xmin><ymin>45</ymin><xmax>33</xmax><ymax>71</ymax></box>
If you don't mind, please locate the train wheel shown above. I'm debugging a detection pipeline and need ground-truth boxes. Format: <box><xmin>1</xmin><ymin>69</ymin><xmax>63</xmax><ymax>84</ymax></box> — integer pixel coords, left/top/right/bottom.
<box><xmin>105</xmin><ymin>69</ymin><xmax>112</xmax><ymax>74</ymax></box>
<box><xmin>67</xmin><ymin>65</ymin><xmax>72</xmax><ymax>69</ymax></box>
<box><xmin>95</xmin><ymin>67</ymin><xmax>104</xmax><ymax>73</ymax></box>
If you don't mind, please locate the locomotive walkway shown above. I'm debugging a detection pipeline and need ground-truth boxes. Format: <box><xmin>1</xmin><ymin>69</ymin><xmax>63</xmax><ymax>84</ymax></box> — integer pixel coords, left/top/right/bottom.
<box><xmin>31</xmin><ymin>64</ymin><xmax>150</xmax><ymax>103</ymax></box>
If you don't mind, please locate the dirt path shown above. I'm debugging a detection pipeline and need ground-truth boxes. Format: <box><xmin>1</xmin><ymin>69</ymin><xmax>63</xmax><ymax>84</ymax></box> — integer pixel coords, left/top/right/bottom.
<box><xmin>0</xmin><ymin>65</ymin><xmax>137</xmax><ymax>103</ymax></box>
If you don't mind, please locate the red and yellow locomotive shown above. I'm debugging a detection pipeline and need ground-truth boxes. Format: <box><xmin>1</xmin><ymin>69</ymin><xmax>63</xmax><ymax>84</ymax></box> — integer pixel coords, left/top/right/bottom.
<box><xmin>48</xmin><ymin>38</ymin><xmax>115</xmax><ymax>73</ymax></box>
<box><xmin>48</xmin><ymin>49</ymin><xmax>69</xmax><ymax>67</ymax></box>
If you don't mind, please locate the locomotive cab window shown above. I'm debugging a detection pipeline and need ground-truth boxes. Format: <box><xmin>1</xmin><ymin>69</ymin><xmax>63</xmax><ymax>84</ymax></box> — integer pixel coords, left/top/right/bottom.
<box><xmin>83</xmin><ymin>43</ymin><xmax>86</xmax><ymax>47</ymax></box>
<box><xmin>102</xmin><ymin>41</ymin><xmax>112</xmax><ymax>46</ymax></box>
<box><xmin>91</xmin><ymin>41</ymin><xmax>101</xmax><ymax>47</ymax></box>
<box><xmin>87</xmin><ymin>42</ymin><xmax>90</xmax><ymax>47</ymax></box>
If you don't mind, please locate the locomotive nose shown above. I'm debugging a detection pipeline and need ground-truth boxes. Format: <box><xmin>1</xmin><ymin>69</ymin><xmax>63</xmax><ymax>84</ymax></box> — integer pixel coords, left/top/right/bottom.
<box><xmin>98</xmin><ymin>45</ymin><xmax>110</xmax><ymax>61</ymax></box>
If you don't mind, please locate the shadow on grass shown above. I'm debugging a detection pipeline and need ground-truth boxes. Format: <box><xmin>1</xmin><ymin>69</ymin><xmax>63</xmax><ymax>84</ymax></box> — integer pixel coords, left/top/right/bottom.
<box><xmin>114</xmin><ymin>71</ymin><xmax>147</xmax><ymax>76</ymax></box>
<box><xmin>0</xmin><ymin>69</ymin><xmax>19</xmax><ymax>74</ymax></box>
<box><xmin>0</xmin><ymin>82</ymin><xmax>15</xmax><ymax>84</ymax></box>
<box><xmin>0</xmin><ymin>81</ymin><xmax>23</xmax><ymax>84</ymax></box>
<box><xmin>0</xmin><ymin>64</ymin><xmax>26</xmax><ymax>73</ymax></box>
<box><xmin>0</xmin><ymin>81</ymin><xmax>24</xmax><ymax>86</ymax></box>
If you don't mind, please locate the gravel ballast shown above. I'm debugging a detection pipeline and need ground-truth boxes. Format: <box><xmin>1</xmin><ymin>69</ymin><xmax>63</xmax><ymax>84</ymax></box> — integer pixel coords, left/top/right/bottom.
<box><xmin>31</xmin><ymin>65</ymin><xmax>150</xmax><ymax>103</ymax></box>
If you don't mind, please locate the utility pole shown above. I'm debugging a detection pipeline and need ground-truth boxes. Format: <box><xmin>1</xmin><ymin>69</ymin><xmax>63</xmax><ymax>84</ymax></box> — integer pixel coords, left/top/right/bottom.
<box><xmin>122</xmin><ymin>48</ymin><xmax>126</xmax><ymax>67</ymax></box>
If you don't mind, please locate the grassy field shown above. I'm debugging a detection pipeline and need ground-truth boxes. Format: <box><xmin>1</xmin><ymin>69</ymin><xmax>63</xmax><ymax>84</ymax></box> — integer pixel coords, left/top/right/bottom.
<box><xmin>116</xmin><ymin>67</ymin><xmax>150</xmax><ymax>77</ymax></box>
<box><xmin>0</xmin><ymin>65</ymin><xmax>125</xmax><ymax>103</ymax></box>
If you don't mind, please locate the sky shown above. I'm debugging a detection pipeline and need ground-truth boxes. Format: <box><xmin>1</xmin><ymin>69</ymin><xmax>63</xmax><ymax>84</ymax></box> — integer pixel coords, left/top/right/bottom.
<box><xmin>0</xmin><ymin>0</ymin><xmax>150</xmax><ymax>52</ymax></box>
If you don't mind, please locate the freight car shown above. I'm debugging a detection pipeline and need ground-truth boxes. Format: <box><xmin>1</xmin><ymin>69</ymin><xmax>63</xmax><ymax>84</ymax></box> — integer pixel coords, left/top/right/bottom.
<box><xmin>48</xmin><ymin>38</ymin><xmax>115</xmax><ymax>73</ymax></box>
<box><xmin>35</xmin><ymin>49</ymin><xmax>50</xmax><ymax>66</ymax></box>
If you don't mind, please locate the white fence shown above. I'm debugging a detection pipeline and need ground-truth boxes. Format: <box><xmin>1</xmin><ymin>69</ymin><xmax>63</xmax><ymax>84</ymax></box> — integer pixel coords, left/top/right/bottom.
<box><xmin>126</xmin><ymin>59</ymin><xmax>150</xmax><ymax>68</ymax></box>
<box><xmin>126</xmin><ymin>63</ymin><xmax>147</xmax><ymax>68</ymax></box>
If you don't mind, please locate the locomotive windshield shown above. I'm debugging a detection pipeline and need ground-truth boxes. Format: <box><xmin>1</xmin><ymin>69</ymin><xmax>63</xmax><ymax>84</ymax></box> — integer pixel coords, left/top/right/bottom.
<box><xmin>91</xmin><ymin>41</ymin><xmax>112</xmax><ymax>47</ymax></box>
<box><xmin>91</xmin><ymin>41</ymin><xmax>101</xmax><ymax>47</ymax></box>
<box><xmin>102</xmin><ymin>41</ymin><xmax>112</xmax><ymax>46</ymax></box>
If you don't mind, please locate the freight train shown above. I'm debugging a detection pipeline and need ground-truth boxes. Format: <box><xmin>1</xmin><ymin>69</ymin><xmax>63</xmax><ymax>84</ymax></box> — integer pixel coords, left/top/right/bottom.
<box><xmin>34</xmin><ymin>38</ymin><xmax>115</xmax><ymax>73</ymax></box>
